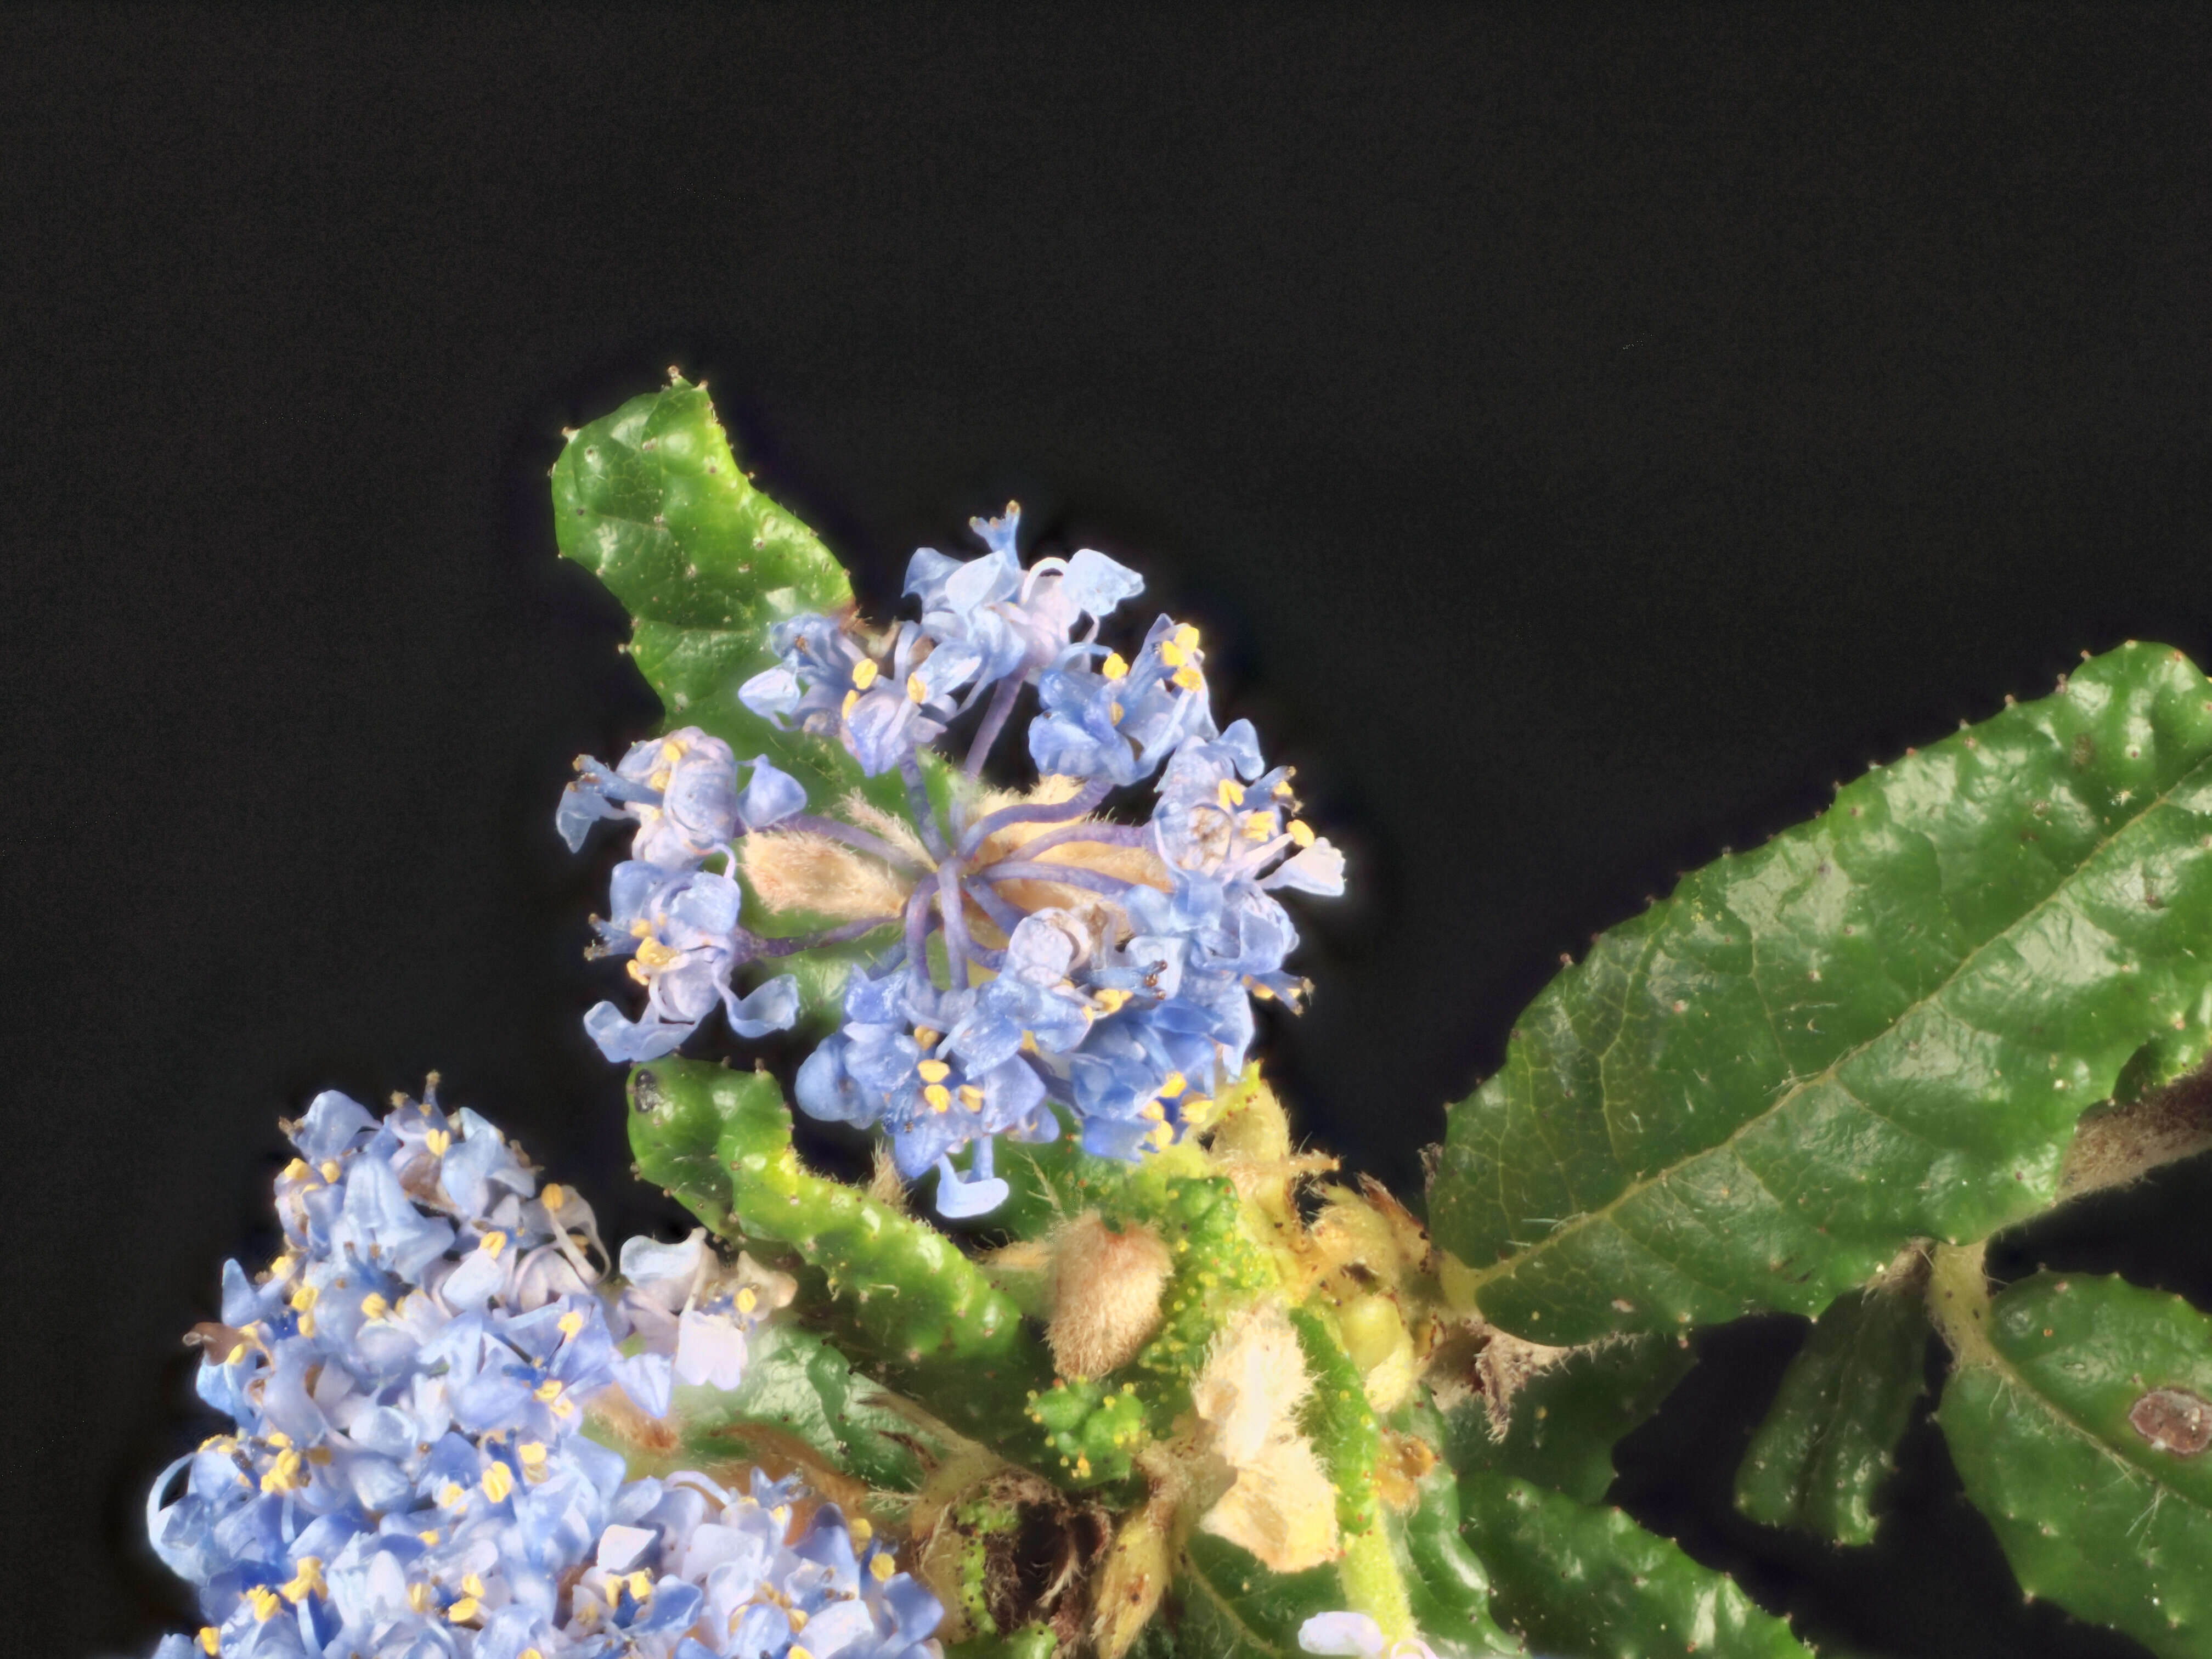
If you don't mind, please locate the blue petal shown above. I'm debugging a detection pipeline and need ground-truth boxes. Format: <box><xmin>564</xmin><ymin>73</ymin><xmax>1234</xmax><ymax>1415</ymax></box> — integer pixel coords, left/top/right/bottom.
<box><xmin>1060</xmin><ymin>548</ymin><xmax>1144</xmax><ymax>617</ymax></box>
<box><xmin>584</xmin><ymin>1001</ymin><xmax>692</xmax><ymax>1063</ymax></box>
<box><xmin>739</xmin><ymin>758</ymin><xmax>806</xmax><ymax>829</ymax></box>
<box><xmin>932</xmin><ymin>1155</ymin><xmax>1009</xmax><ymax>1218</ymax></box>
<box><xmin>725</xmin><ymin>974</ymin><xmax>800</xmax><ymax>1037</ymax></box>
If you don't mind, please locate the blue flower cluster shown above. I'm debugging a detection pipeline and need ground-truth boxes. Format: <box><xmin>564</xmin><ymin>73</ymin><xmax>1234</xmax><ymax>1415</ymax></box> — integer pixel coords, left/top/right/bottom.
<box><xmin>558</xmin><ymin>732</ymin><xmax>812</xmax><ymax>1062</ymax></box>
<box><xmin>143</xmin><ymin>1088</ymin><xmax>943</xmax><ymax>1659</ymax></box>
<box><xmin>565</xmin><ymin>506</ymin><xmax>1344</xmax><ymax>1218</ymax></box>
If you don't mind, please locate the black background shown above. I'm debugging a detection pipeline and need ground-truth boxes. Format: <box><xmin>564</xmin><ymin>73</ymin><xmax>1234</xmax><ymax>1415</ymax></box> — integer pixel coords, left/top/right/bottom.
<box><xmin>4</xmin><ymin>8</ymin><xmax>2209</xmax><ymax>1658</ymax></box>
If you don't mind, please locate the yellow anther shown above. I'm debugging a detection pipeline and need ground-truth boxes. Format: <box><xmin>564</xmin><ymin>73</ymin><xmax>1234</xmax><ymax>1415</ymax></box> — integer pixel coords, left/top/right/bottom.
<box><xmin>1092</xmin><ymin>987</ymin><xmax>1130</xmax><ymax>1014</ymax></box>
<box><xmin>437</xmin><ymin>1480</ymin><xmax>466</xmax><ymax>1509</ymax></box>
<box><xmin>1020</xmin><ymin>1030</ymin><xmax>1039</xmax><ymax>1052</ymax></box>
<box><xmin>841</xmin><ymin>688</ymin><xmax>860</xmax><ymax>719</ymax></box>
<box><xmin>923</xmin><ymin>1084</ymin><xmax>952</xmax><ymax>1113</ymax></box>
<box><xmin>1148</xmin><ymin>1124</ymin><xmax>1175</xmax><ymax>1149</ymax></box>
<box><xmin>417</xmin><ymin>1530</ymin><xmax>441</xmax><ymax>1545</ymax></box>
<box><xmin>281</xmin><ymin>1557</ymin><xmax>326</xmax><ymax>1602</ymax></box>
<box><xmin>1139</xmin><ymin>1102</ymin><xmax>1166</xmax><ymax>1122</ymax></box>
<box><xmin>907</xmin><ymin>672</ymin><xmax>928</xmax><ymax>703</ymax></box>
<box><xmin>1171</xmin><ymin>665</ymin><xmax>1203</xmax><ymax>692</ymax></box>
<box><xmin>482</xmin><ymin>1462</ymin><xmax>515</xmax><ymax>1503</ymax></box>
<box><xmin>1101</xmin><ymin>651</ymin><xmax>1129</xmax><ymax>680</ymax></box>
<box><xmin>852</xmin><ymin>658</ymin><xmax>879</xmax><ymax>690</ymax></box>
<box><xmin>913</xmin><ymin>1026</ymin><xmax>940</xmax><ymax>1048</ymax></box>
<box><xmin>297</xmin><ymin>1310</ymin><xmax>317</xmax><ymax>1338</ymax></box>
<box><xmin>480</xmin><ymin>1230</ymin><xmax>508</xmax><ymax>1260</ymax></box>
<box><xmin>196</xmin><ymin>1628</ymin><xmax>220</xmax><ymax>1655</ymax></box>
<box><xmin>318</xmin><ymin>1159</ymin><xmax>342</xmax><ymax>1182</ymax></box>
<box><xmin>771</xmin><ymin>1504</ymin><xmax>793</xmax><ymax>1532</ymax></box>
<box><xmin>1241</xmin><ymin>811</ymin><xmax>1273</xmax><ymax>841</ymax></box>
<box><xmin>869</xmin><ymin>1553</ymin><xmax>897</xmax><ymax>1583</ymax></box>
<box><xmin>517</xmin><ymin>1442</ymin><xmax>548</xmax><ymax>1470</ymax></box>
<box><xmin>250</xmin><ymin>1586</ymin><xmax>282</xmax><ymax>1622</ymax></box>
<box><xmin>1075</xmin><ymin>1454</ymin><xmax>1092</xmax><ymax>1476</ymax></box>
<box><xmin>425</xmin><ymin>1128</ymin><xmax>452</xmax><ymax>1158</ymax></box>
<box><xmin>627</xmin><ymin>1570</ymin><xmax>655</xmax><ymax>1599</ymax></box>
<box><xmin>916</xmin><ymin>1058</ymin><xmax>951</xmax><ymax>1083</ymax></box>
<box><xmin>290</xmin><ymin>1283</ymin><xmax>319</xmax><ymax>1312</ymax></box>
<box><xmin>269</xmin><ymin>1255</ymin><xmax>297</xmax><ymax>1282</ymax></box>
<box><xmin>534</xmin><ymin>1379</ymin><xmax>565</xmax><ymax>1403</ymax></box>
<box><xmin>791</xmin><ymin>1648</ymin><xmax>816</xmax><ymax>1659</ymax></box>
<box><xmin>282</xmin><ymin>1158</ymin><xmax>311</xmax><ymax>1181</ymax></box>
<box><xmin>408</xmin><ymin>1583</ymin><xmax>437</xmax><ymax>1616</ymax></box>
<box><xmin>449</xmin><ymin>1598</ymin><xmax>482</xmax><ymax>1623</ymax></box>
<box><xmin>1109</xmin><ymin>701</ymin><xmax>1124</xmax><ymax>724</ymax></box>
<box><xmin>557</xmin><ymin>1311</ymin><xmax>585</xmax><ymax>1340</ymax></box>
<box><xmin>736</xmin><ymin>1286</ymin><xmax>759</xmax><ymax>1314</ymax></box>
<box><xmin>661</xmin><ymin>737</ymin><xmax>689</xmax><ymax>763</ymax></box>
<box><xmin>957</xmin><ymin>1084</ymin><xmax>984</xmax><ymax>1110</ymax></box>
<box><xmin>1217</xmin><ymin>778</ymin><xmax>1245</xmax><ymax>809</ymax></box>
<box><xmin>261</xmin><ymin>1449</ymin><xmax>306</xmax><ymax>1493</ymax></box>
<box><xmin>1173</xmin><ymin>623</ymin><xmax>1200</xmax><ymax>651</ymax></box>
<box><xmin>521</xmin><ymin>1651</ymin><xmax>544</xmax><ymax>1659</ymax></box>
<box><xmin>633</xmin><ymin>937</ymin><xmax>682</xmax><ymax>970</ymax></box>
<box><xmin>787</xmin><ymin>1605</ymin><xmax>810</xmax><ymax>1633</ymax></box>
<box><xmin>360</xmin><ymin>1293</ymin><xmax>390</xmax><ymax>1321</ymax></box>
<box><xmin>1159</xmin><ymin>1071</ymin><xmax>1187</xmax><ymax>1098</ymax></box>
<box><xmin>265</xmin><ymin>1430</ymin><xmax>291</xmax><ymax>1449</ymax></box>
<box><xmin>1288</xmin><ymin>818</ymin><xmax>1316</xmax><ymax>847</ymax></box>
<box><xmin>541</xmin><ymin>1183</ymin><xmax>566</xmax><ymax>1210</ymax></box>
<box><xmin>849</xmin><ymin>1518</ymin><xmax>873</xmax><ymax>1545</ymax></box>
<box><xmin>1158</xmin><ymin>641</ymin><xmax>1187</xmax><ymax>668</ymax></box>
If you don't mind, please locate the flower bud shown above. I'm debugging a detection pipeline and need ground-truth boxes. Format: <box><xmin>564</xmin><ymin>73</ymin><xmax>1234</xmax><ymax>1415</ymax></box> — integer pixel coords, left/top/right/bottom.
<box><xmin>1047</xmin><ymin>1213</ymin><xmax>1173</xmax><ymax>1379</ymax></box>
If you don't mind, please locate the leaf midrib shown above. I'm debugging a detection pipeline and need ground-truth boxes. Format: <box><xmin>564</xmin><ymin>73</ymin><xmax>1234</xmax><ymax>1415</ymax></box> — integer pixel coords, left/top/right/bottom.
<box><xmin>1466</xmin><ymin>744</ymin><xmax>2212</xmax><ymax>1297</ymax></box>
<box><xmin>1180</xmin><ymin>1546</ymin><xmax>1294</xmax><ymax>1659</ymax></box>
<box><xmin>1975</xmin><ymin>1345</ymin><xmax>2212</xmax><ymax>1523</ymax></box>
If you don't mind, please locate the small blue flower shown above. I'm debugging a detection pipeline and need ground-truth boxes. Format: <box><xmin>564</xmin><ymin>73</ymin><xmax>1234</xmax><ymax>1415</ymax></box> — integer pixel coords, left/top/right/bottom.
<box><xmin>905</xmin><ymin>502</ymin><xmax>1143</xmax><ymax>687</ymax></box>
<box><xmin>558</xmin><ymin>727</ymin><xmax>802</xmax><ymax>867</ymax></box>
<box><xmin>584</xmin><ymin>864</ymin><xmax>797</xmax><ymax>1062</ymax></box>
<box><xmin>1029</xmin><ymin>613</ymin><xmax>1218</xmax><ymax>785</ymax></box>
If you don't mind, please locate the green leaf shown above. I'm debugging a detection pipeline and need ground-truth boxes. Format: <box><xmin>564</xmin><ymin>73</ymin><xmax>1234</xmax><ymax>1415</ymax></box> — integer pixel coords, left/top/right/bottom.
<box><xmin>1937</xmin><ymin>1268</ymin><xmax>2212</xmax><ymax>1658</ymax></box>
<box><xmin>1442</xmin><ymin>1335</ymin><xmax>1695</xmax><ymax>1505</ymax></box>
<box><xmin>552</xmin><ymin>378</ymin><xmax>856</xmax><ymax>802</ymax></box>
<box><xmin>1734</xmin><ymin>1277</ymin><xmax>1928</xmax><ymax>1544</ymax></box>
<box><xmin>1389</xmin><ymin>1415</ymin><xmax>1521</xmax><ymax>1657</ymax></box>
<box><xmin>1460</xmin><ymin>1473</ymin><xmax>1815</xmax><ymax>1659</ymax></box>
<box><xmin>947</xmin><ymin>1631</ymin><xmax>1060</xmax><ymax>1659</ymax></box>
<box><xmin>657</xmin><ymin>1323</ymin><xmax>942</xmax><ymax>1493</ymax></box>
<box><xmin>1128</xmin><ymin>1535</ymin><xmax>1344</xmax><ymax>1659</ymax></box>
<box><xmin>628</xmin><ymin>1058</ymin><xmax>1062</xmax><ymax>1457</ymax></box>
<box><xmin>552</xmin><ymin>379</ymin><xmax>911</xmax><ymax>1019</ymax></box>
<box><xmin>1431</xmin><ymin>643</ymin><xmax>2212</xmax><ymax>1341</ymax></box>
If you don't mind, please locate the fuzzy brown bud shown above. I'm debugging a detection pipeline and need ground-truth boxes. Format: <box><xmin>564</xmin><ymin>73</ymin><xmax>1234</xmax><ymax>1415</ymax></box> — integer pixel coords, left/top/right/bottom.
<box><xmin>1046</xmin><ymin>1213</ymin><xmax>1173</xmax><ymax>1380</ymax></box>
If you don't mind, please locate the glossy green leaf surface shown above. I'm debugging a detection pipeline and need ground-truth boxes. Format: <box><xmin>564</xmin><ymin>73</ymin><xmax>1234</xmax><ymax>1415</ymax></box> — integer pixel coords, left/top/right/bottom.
<box><xmin>947</xmin><ymin>1631</ymin><xmax>1059</xmax><ymax>1659</ymax></box>
<box><xmin>1938</xmin><ymin>1271</ymin><xmax>2212</xmax><ymax>1658</ymax></box>
<box><xmin>552</xmin><ymin>379</ymin><xmax>857</xmax><ymax>804</ymax></box>
<box><xmin>655</xmin><ymin>1324</ymin><xmax>939</xmax><ymax>1493</ymax></box>
<box><xmin>1389</xmin><ymin>1407</ymin><xmax>1519</xmax><ymax>1657</ymax></box>
<box><xmin>1442</xmin><ymin>1335</ymin><xmax>1694</xmax><ymax>1505</ymax></box>
<box><xmin>1734</xmin><ymin>1279</ymin><xmax>1928</xmax><ymax>1544</ymax></box>
<box><xmin>1460</xmin><ymin>1474</ymin><xmax>1814</xmax><ymax>1659</ymax></box>
<box><xmin>1432</xmin><ymin>644</ymin><xmax>2212</xmax><ymax>1341</ymax></box>
<box><xmin>628</xmin><ymin>1058</ymin><xmax>1059</xmax><ymax>1453</ymax></box>
<box><xmin>1128</xmin><ymin>1536</ymin><xmax>1342</xmax><ymax>1659</ymax></box>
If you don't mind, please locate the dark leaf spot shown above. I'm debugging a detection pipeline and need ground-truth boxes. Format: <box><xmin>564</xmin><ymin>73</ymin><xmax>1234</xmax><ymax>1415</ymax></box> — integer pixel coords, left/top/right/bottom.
<box><xmin>2129</xmin><ymin>1386</ymin><xmax>2212</xmax><ymax>1455</ymax></box>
